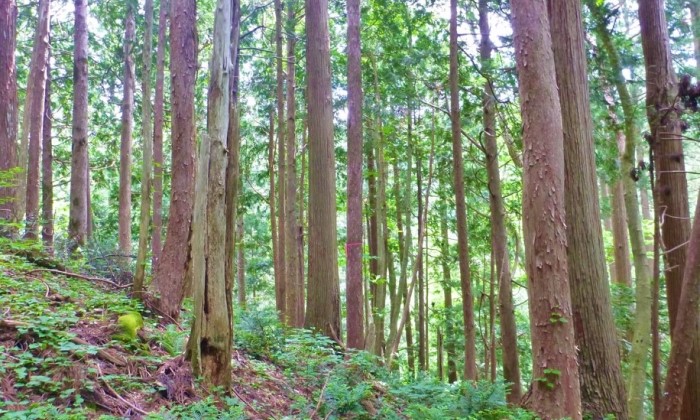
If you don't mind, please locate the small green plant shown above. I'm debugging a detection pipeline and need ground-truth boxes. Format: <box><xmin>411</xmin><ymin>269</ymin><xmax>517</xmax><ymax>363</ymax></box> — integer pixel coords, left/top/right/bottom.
<box><xmin>535</xmin><ymin>368</ymin><xmax>561</xmax><ymax>390</ymax></box>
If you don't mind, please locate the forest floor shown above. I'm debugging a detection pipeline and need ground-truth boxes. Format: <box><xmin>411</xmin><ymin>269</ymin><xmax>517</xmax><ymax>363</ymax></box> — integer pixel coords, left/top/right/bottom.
<box><xmin>0</xmin><ymin>251</ymin><xmax>530</xmax><ymax>419</ymax></box>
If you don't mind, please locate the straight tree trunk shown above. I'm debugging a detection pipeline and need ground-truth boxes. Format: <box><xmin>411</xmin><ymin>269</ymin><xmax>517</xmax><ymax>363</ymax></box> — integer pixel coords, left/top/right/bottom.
<box><xmin>118</xmin><ymin>4</ymin><xmax>135</xmax><ymax>260</ymax></box>
<box><xmin>186</xmin><ymin>0</ymin><xmax>231</xmax><ymax>389</ymax></box>
<box><xmin>638</xmin><ymin>0</ymin><xmax>700</xmax><ymax>416</ymax></box>
<box><xmin>151</xmin><ymin>0</ymin><xmax>197</xmax><ymax>321</ymax></box>
<box><xmin>152</xmin><ymin>0</ymin><xmax>168</xmax><ymax>267</ymax></box>
<box><xmin>585</xmin><ymin>4</ymin><xmax>654</xmax><ymax>417</ymax></box>
<box><xmin>269</xmin><ymin>109</ymin><xmax>282</xmax><ymax>317</ymax></box>
<box><xmin>511</xmin><ymin>0</ymin><xmax>582</xmax><ymax>417</ymax></box>
<box><xmin>23</xmin><ymin>0</ymin><xmax>50</xmax><ymax>240</ymax></box>
<box><xmin>417</xmin><ymin>156</ymin><xmax>425</xmax><ymax>371</ymax></box>
<box><xmin>133</xmin><ymin>0</ymin><xmax>154</xmax><ymax>298</ymax></box>
<box><xmin>237</xmin><ymin>216</ymin><xmax>246</xmax><ymax>308</ymax></box>
<box><xmin>274</xmin><ymin>0</ymin><xmax>287</xmax><ymax>322</ymax></box>
<box><xmin>68</xmin><ymin>0</ymin><xmax>90</xmax><ymax>253</ymax></box>
<box><xmin>439</xmin><ymin>204</ymin><xmax>458</xmax><ymax>383</ymax></box>
<box><xmin>41</xmin><ymin>61</ymin><xmax>53</xmax><ymax>253</ymax></box>
<box><xmin>225</xmin><ymin>0</ymin><xmax>242</xmax><ymax>334</ymax></box>
<box><xmin>611</xmin><ymin>135</ymin><xmax>633</xmax><ymax>286</ymax></box>
<box><xmin>660</xmin><ymin>193</ymin><xmax>700</xmax><ymax>418</ymax></box>
<box><xmin>0</xmin><ymin>0</ymin><xmax>18</xmax><ymax>229</ymax></box>
<box><xmin>478</xmin><ymin>0</ymin><xmax>521</xmax><ymax>402</ymax></box>
<box><xmin>304</xmin><ymin>0</ymin><xmax>341</xmax><ymax>340</ymax></box>
<box><xmin>449</xmin><ymin>0</ymin><xmax>477</xmax><ymax>381</ymax></box>
<box><xmin>345</xmin><ymin>0</ymin><xmax>365</xmax><ymax>350</ymax></box>
<box><xmin>285</xmin><ymin>1</ymin><xmax>303</xmax><ymax>327</ymax></box>
<box><xmin>547</xmin><ymin>0</ymin><xmax>627</xmax><ymax>417</ymax></box>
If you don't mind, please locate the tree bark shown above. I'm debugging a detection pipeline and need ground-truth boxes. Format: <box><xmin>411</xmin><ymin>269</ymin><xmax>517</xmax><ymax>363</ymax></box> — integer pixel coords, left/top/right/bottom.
<box><xmin>118</xmin><ymin>3</ymin><xmax>135</xmax><ymax>260</ymax></box>
<box><xmin>0</xmin><ymin>0</ymin><xmax>18</xmax><ymax>229</ymax></box>
<box><xmin>304</xmin><ymin>0</ymin><xmax>341</xmax><ymax>340</ymax></box>
<box><xmin>285</xmin><ymin>0</ymin><xmax>303</xmax><ymax>327</ymax></box>
<box><xmin>547</xmin><ymin>0</ymin><xmax>627</xmax><ymax>417</ymax></box>
<box><xmin>611</xmin><ymin>140</ymin><xmax>632</xmax><ymax>286</ymax></box>
<box><xmin>449</xmin><ymin>0</ymin><xmax>477</xmax><ymax>381</ymax></box>
<box><xmin>152</xmin><ymin>0</ymin><xmax>168</xmax><ymax>267</ymax></box>
<box><xmin>511</xmin><ymin>0</ymin><xmax>582</xmax><ymax>417</ymax></box>
<box><xmin>237</xmin><ymin>216</ymin><xmax>246</xmax><ymax>309</ymax></box>
<box><xmin>439</xmin><ymin>203</ymin><xmax>458</xmax><ymax>384</ymax></box>
<box><xmin>151</xmin><ymin>0</ymin><xmax>197</xmax><ymax>321</ymax></box>
<box><xmin>68</xmin><ymin>0</ymin><xmax>90</xmax><ymax>254</ymax></box>
<box><xmin>345</xmin><ymin>0</ymin><xmax>365</xmax><ymax>350</ymax></box>
<box><xmin>274</xmin><ymin>0</ymin><xmax>287</xmax><ymax>322</ymax></box>
<box><xmin>417</xmin><ymin>156</ymin><xmax>425</xmax><ymax>371</ymax></box>
<box><xmin>660</xmin><ymin>193</ymin><xmax>700</xmax><ymax>419</ymax></box>
<box><xmin>478</xmin><ymin>0</ymin><xmax>521</xmax><ymax>402</ymax></box>
<box><xmin>186</xmin><ymin>0</ymin><xmax>232</xmax><ymax>389</ymax></box>
<box><xmin>638</xmin><ymin>0</ymin><xmax>700</xmax><ymax>416</ymax></box>
<box><xmin>41</xmin><ymin>60</ymin><xmax>53</xmax><ymax>253</ymax></box>
<box><xmin>133</xmin><ymin>0</ymin><xmax>154</xmax><ymax>298</ymax></box>
<box><xmin>23</xmin><ymin>0</ymin><xmax>50</xmax><ymax>240</ymax></box>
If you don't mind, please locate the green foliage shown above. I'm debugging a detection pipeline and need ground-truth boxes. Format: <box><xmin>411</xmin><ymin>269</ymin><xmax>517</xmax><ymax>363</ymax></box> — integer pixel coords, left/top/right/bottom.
<box><xmin>234</xmin><ymin>306</ymin><xmax>285</xmax><ymax>359</ymax></box>
<box><xmin>146</xmin><ymin>396</ymin><xmax>245</xmax><ymax>419</ymax></box>
<box><xmin>115</xmin><ymin>311</ymin><xmax>144</xmax><ymax>341</ymax></box>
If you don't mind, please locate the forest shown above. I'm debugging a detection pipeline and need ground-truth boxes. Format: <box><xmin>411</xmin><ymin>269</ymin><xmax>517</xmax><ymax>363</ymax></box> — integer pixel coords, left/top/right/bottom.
<box><xmin>1</xmin><ymin>0</ymin><xmax>700</xmax><ymax>418</ymax></box>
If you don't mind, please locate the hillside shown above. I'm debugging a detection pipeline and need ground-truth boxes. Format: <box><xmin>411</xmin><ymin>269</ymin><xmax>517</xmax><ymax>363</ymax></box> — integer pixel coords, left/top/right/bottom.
<box><xmin>0</xmin><ymin>254</ymin><xmax>529</xmax><ymax>419</ymax></box>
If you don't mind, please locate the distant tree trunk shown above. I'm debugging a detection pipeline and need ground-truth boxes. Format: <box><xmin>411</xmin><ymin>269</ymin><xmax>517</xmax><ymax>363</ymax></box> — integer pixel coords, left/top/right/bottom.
<box><xmin>547</xmin><ymin>0</ymin><xmax>627</xmax><ymax>417</ymax></box>
<box><xmin>610</xmin><ymin>134</ymin><xmax>632</xmax><ymax>286</ymax></box>
<box><xmin>511</xmin><ymin>0</ymin><xmax>582</xmax><ymax>418</ymax></box>
<box><xmin>439</xmin><ymin>206</ymin><xmax>458</xmax><ymax>383</ymax></box>
<box><xmin>285</xmin><ymin>1</ymin><xmax>303</xmax><ymax>327</ymax></box>
<box><xmin>151</xmin><ymin>0</ymin><xmax>197</xmax><ymax>321</ymax></box>
<box><xmin>237</xmin><ymin>216</ymin><xmax>246</xmax><ymax>309</ymax></box>
<box><xmin>449</xmin><ymin>0</ymin><xmax>477</xmax><ymax>381</ymax></box>
<box><xmin>68</xmin><ymin>0</ymin><xmax>90</xmax><ymax>254</ymax></box>
<box><xmin>23</xmin><ymin>0</ymin><xmax>50</xmax><ymax>240</ymax></box>
<box><xmin>0</xmin><ymin>0</ymin><xmax>18</xmax><ymax>231</ymax></box>
<box><xmin>437</xmin><ymin>327</ymin><xmax>444</xmax><ymax>381</ymax></box>
<box><xmin>478</xmin><ymin>0</ymin><xmax>521</xmax><ymax>401</ymax></box>
<box><xmin>660</xmin><ymin>192</ymin><xmax>700</xmax><ymax>419</ymax></box>
<box><xmin>690</xmin><ymin>0</ymin><xmax>700</xmax><ymax>77</ymax></box>
<box><xmin>118</xmin><ymin>4</ymin><xmax>135</xmax><ymax>260</ymax></box>
<box><xmin>304</xmin><ymin>0</ymin><xmax>341</xmax><ymax>340</ymax></box>
<box><xmin>269</xmin><ymin>108</ymin><xmax>282</xmax><ymax>317</ymax></box>
<box><xmin>41</xmin><ymin>61</ymin><xmax>53</xmax><ymax>253</ymax></box>
<box><xmin>133</xmin><ymin>0</ymin><xmax>154</xmax><ymax>298</ymax></box>
<box><xmin>585</xmin><ymin>3</ymin><xmax>654</xmax><ymax>417</ymax></box>
<box><xmin>225</xmin><ymin>0</ymin><xmax>242</xmax><ymax>334</ymax></box>
<box><xmin>186</xmin><ymin>0</ymin><xmax>232</xmax><ymax>389</ymax></box>
<box><xmin>638</xmin><ymin>0</ymin><xmax>700</xmax><ymax>417</ymax></box>
<box><xmin>345</xmin><ymin>0</ymin><xmax>365</xmax><ymax>350</ymax></box>
<box><xmin>152</xmin><ymin>0</ymin><xmax>168</xmax><ymax>267</ymax></box>
<box><xmin>274</xmin><ymin>0</ymin><xmax>287</xmax><ymax>322</ymax></box>
<box><xmin>417</xmin><ymin>156</ymin><xmax>425</xmax><ymax>371</ymax></box>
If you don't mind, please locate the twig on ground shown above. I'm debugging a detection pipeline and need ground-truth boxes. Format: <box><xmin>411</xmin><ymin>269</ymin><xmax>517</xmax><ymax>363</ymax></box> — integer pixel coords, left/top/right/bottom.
<box><xmin>24</xmin><ymin>268</ymin><xmax>132</xmax><ymax>289</ymax></box>
<box><xmin>310</xmin><ymin>372</ymin><xmax>331</xmax><ymax>419</ymax></box>
<box><xmin>96</xmin><ymin>363</ymin><xmax>149</xmax><ymax>416</ymax></box>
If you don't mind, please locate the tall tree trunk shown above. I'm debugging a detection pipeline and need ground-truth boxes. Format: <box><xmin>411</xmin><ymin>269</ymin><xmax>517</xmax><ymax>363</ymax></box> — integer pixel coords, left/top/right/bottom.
<box><xmin>345</xmin><ymin>0</ymin><xmax>365</xmax><ymax>350</ymax></box>
<box><xmin>304</xmin><ymin>0</ymin><xmax>341</xmax><ymax>340</ymax></box>
<box><xmin>638</xmin><ymin>0</ymin><xmax>700</xmax><ymax>417</ymax></box>
<box><xmin>152</xmin><ymin>0</ymin><xmax>168</xmax><ymax>267</ymax></box>
<box><xmin>68</xmin><ymin>0</ymin><xmax>90</xmax><ymax>254</ymax></box>
<box><xmin>449</xmin><ymin>0</ymin><xmax>477</xmax><ymax>381</ymax></box>
<box><xmin>133</xmin><ymin>0</ymin><xmax>154</xmax><ymax>298</ymax></box>
<box><xmin>511</xmin><ymin>0</ymin><xmax>582</xmax><ymax>417</ymax></box>
<box><xmin>478</xmin><ymin>0</ymin><xmax>521</xmax><ymax>402</ymax></box>
<box><xmin>285</xmin><ymin>1</ymin><xmax>303</xmax><ymax>327</ymax></box>
<box><xmin>417</xmin><ymin>156</ymin><xmax>425</xmax><ymax>371</ymax></box>
<box><xmin>225</xmin><ymin>0</ymin><xmax>242</xmax><ymax>336</ymax></box>
<box><xmin>41</xmin><ymin>61</ymin><xmax>53</xmax><ymax>253</ymax></box>
<box><xmin>439</xmin><ymin>204</ymin><xmax>458</xmax><ymax>383</ymax></box>
<box><xmin>547</xmin><ymin>0</ymin><xmax>627</xmax><ymax>417</ymax></box>
<box><xmin>118</xmin><ymin>4</ymin><xmax>135</xmax><ymax>260</ymax></box>
<box><xmin>611</xmin><ymin>135</ymin><xmax>632</xmax><ymax>286</ymax></box>
<box><xmin>151</xmin><ymin>0</ymin><xmax>197</xmax><ymax>321</ymax></box>
<box><xmin>23</xmin><ymin>0</ymin><xmax>50</xmax><ymax>240</ymax></box>
<box><xmin>660</xmin><ymin>193</ymin><xmax>700</xmax><ymax>418</ymax></box>
<box><xmin>274</xmin><ymin>0</ymin><xmax>287</xmax><ymax>322</ymax></box>
<box><xmin>237</xmin><ymin>216</ymin><xmax>246</xmax><ymax>309</ymax></box>
<box><xmin>186</xmin><ymin>0</ymin><xmax>231</xmax><ymax>389</ymax></box>
<box><xmin>270</xmin><ymin>108</ymin><xmax>282</xmax><ymax>317</ymax></box>
<box><xmin>585</xmin><ymin>4</ymin><xmax>654</xmax><ymax>417</ymax></box>
<box><xmin>0</xmin><ymin>0</ymin><xmax>18</xmax><ymax>230</ymax></box>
